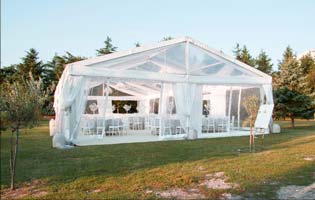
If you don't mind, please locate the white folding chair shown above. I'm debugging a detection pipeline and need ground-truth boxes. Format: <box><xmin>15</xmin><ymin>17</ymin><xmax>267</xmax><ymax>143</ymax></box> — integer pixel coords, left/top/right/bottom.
<box><xmin>96</xmin><ymin>119</ymin><xmax>105</xmax><ymax>135</ymax></box>
<box><xmin>81</xmin><ymin>120</ymin><xmax>94</xmax><ymax>135</ymax></box>
<box><xmin>109</xmin><ymin>118</ymin><xmax>122</xmax><ymax>136</ymax></box>
<box><xmin>207</xmin><ymin>118</ymin><xmax>216</xmax><ymax>133</ymax></box>
<box><xmin>150</xmin><ymin>118</ymin><xmax>160</xmax><ymax>136</ymax></box>
<box><xmin>216</xmin><ymin>118</ymin><xmax>228</xmax><ymax>132</ymax></box>
<box><xmin>122</xmin><ymin>117</ymin><xmax>129</xmax><ymax>135</ymax></box>
<box><xmin>174</xmin><ymin>119</ymin><xmax>183</xmax><ymax>135</ymax></box>
<box><xmin>163</xmin><ymin>119</ymin><xmax>172</xmax><ymax>136</ymax></box>
<box><xmin>132</xmin><ymin>117</ymin><xmax>141</xmax><ymax>130</ymax></box>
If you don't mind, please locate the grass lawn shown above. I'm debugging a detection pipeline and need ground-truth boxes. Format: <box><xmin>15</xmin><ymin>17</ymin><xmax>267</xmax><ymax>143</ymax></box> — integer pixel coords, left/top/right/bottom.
<box><xmin>1</xmin><ymin>120</ymin><xmax>315</xmax><ymax>199</ymax></box>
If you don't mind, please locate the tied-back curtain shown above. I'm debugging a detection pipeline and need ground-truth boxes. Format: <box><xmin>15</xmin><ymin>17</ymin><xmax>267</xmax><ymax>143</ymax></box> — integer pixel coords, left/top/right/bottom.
<box><xmin>190</xmin><ymin>85</ymin><xmax>203</xmax><ymax>134</ymax></box>
<box><xmin>173</xmin><ymin>83</ymin><xmax>202</xmax><ymax>133</ymax></box>
<box><xmin>70</xmin><ymin>79</ymin><xmax>105</xmax><ymax>141</ymax></box>
<box><xmin>53</xmin><ymin>64</ymin><xmax>90</xmax><ymax>143</ymax></box>
<box><xmin>263</xmin><ymin>84</ymin><xmax>274</xmax><ymax>104</ymax></box>
<box><xmin>69</xmin><ymin>78</ymin><xmax>88</xmax><ymax>141</ymax></box>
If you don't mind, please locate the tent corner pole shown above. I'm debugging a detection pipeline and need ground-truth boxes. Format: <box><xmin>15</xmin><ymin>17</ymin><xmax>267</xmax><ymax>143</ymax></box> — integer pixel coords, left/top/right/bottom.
<box><xmin>158</xmin><ymin>82</ymin><xmax>164</xmax><ymax>138</ymax></box>
<box><xmin>228</xmin><ymin>86</ymin><xmax>233</xmax><ymax>133</ymax></box>
<box><xmin>102</xmin><ymin>79</ymin><xmax>110</xmax><ymax>137</ymax></box>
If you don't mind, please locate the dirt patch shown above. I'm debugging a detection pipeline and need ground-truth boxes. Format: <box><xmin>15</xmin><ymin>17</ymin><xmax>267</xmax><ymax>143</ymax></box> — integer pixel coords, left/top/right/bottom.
<box><xmin>304</xmin><ymin>157</ymin><xmax>315</xmax><ymax>161</ymax></box>
<box><xmin>153</xmin><ymin>172</ymin><xmax>240</xmax><ymax>199</ymax></box>
<box><xmin>277</xmin><ymin>183</ymin><xmax>315</xmax><ymax>199</ymax></box>
<box><xmin>1</xmin><ymin>180</ymin><xmax>48</xmax><ymax>199</ymax></box>
<box><xmin>220</xmin><ymin>193</ymin><xmax>243</xmax><ymax>200</ymax></box>
<box><xmin>200</xmin><ymin>172</ymin><xmax>239</xmax><ymax>190</ymax></box>
<box><xmin>155</xmin><ymin>188</ymin><xmax>205</xmax><ymax>199</ymax></box>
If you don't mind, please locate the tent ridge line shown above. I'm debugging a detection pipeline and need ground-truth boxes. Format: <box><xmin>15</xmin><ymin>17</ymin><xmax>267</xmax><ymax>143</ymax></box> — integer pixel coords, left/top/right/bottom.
<box><xmin>70</xmin><ymin>37</ymin><xmax>188</xmax><ymax>66</ymax></box>
<box><xmin>187</xmin><ymin>38</ymin><xmax>272</xmax><ymax>81</ymax></box>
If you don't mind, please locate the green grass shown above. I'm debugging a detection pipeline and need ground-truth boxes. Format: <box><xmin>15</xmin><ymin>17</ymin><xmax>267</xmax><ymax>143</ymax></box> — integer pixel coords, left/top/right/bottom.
<box><xmin>1</xmin><ymin>120</ymin><xmax>315</xmax><ymax>199</ymax></box>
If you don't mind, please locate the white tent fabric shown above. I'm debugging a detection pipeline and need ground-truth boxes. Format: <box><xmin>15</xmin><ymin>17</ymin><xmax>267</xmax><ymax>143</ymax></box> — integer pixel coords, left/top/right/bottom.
<box><xmin>172</xmin><ymin>83</ymin><xmax>202</xmax><ymax>137</ymax></box>
<box><xmin>52</xmin><ymin>37</ymin><xmax>273</xmax><ymax>147</ymax></box>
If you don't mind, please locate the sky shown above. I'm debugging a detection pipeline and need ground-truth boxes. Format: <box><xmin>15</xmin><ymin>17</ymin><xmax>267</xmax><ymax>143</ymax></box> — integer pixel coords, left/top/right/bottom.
<box><xmin>1</xmin><ymin>0</ymin><xmax>315</xmax><ymax>70</ymax></box>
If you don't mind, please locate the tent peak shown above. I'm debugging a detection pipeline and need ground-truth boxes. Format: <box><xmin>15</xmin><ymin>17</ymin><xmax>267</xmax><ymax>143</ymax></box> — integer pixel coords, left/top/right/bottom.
<box><xmin>68</xmin><ymin>36</ymin><xmax>271</xmax><ymax>81</ymax></box>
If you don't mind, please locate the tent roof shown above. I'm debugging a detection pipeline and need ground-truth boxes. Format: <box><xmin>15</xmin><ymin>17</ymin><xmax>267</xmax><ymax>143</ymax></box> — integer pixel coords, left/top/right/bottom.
<box><xmin>67</xmin><ymin>37</ymin><xmax>272</xmax><ymax>85</ymax></box>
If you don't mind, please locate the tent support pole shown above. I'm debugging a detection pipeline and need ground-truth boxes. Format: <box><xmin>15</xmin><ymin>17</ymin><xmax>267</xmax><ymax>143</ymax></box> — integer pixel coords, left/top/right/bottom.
<box><xmin>102</xmin><ymin>79</ymin><xmax>110</xmax><ymax>137</ymax></box>
<box><xmin>185</xmin><ymin>39</ymin><xmax>190</xmax><ymax>137</ymax></box>
<box><xmin>228</xmin><ymin>87</ymin><xmax>233</xmax><ymax>133</ymax></box>
<box><xmin>159</xmin><ymin>82</ymin><xmax>164</xmax><ymax>138</ymax></box>
<box><xmin>237</xmin><ymin>87</ymin><xmax>242</xmax><ymax>129</ymax></box>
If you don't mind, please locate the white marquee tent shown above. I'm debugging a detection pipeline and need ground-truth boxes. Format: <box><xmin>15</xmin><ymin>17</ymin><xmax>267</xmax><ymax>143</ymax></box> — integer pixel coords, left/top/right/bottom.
<box><xmin>51</xmin><ymin>37</ymin><xmax>274</xmax><ymax>148</ymax></box>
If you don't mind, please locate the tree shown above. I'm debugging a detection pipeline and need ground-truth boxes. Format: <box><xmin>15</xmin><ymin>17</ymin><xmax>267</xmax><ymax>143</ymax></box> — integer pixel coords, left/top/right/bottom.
<box><xmin>233</xmin><ymin>44</ymin><xmax>255</xmax><ymax>67</ymax></box>
<box><xmin>162</xmin><ymin>36</ymin><xmax>173</xmax><ymax>41</ymax></box>
<box><xmin>0</xmin><ymin>76</ymin><xmax>45</xmax><ymax>190</ymax></box>
<box><xmin>0</xmin><ymin>65</ymin><xmax>18</xmax><ymax>84</ymax></box>
<box><xmin>233</xmin><ymin>43</ymin><xmax>242</xmax><ymax>61</ymax></box>
<box><xmin>255</xmin><ymin>50</ymin><xmax>273</xmax><ymax>74</ymax></box>
<box><xmin>299</xmin><ymin>53</ymin><xmax>315</xmax><ymax>102</ymax></box>
<box><xmin>45</xmin><ymin>52</ymin><xmax>85</xmax><ymax>83</ymax></box>
<box><xmin>135</xmin><ymin>42</ymin><xmax>141</xmax><ymax>47</ymax></box>
<box><xmin>277</xmin><ymin>46</ymin><xmax>301</xmax><ymax>91</ymax></box>
<box><xmin>273</xmin><ymin>87</ymin><xmax>314</xmax><ymax>128</ymax></box>
<box><xmin>17</xmin><ymin>48</ymin><xmax>45</xmax><ymax>81</ymax></box>
<box><xmin>96</xmin><ymin>36</ymin><xmax>117</xmax><ymax>56</ymax></box>
<box><xmin>43</xmin><ymin>52</ymin><xmax>85</xmax><ymax>115</ymax></box>
<box><xmin>243</xmin><ymin>95</ymin><xmax>259</xmax><ymax>152</ymax></box>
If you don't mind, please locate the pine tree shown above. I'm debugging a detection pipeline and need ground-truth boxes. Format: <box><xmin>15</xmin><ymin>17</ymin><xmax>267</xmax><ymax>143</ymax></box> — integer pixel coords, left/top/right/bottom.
<box><xmin>96</xmin><ymin>36</ymin><xmax>117</xmax><ymax>56</ymax></box>
<box><xmin>274</xmin><ymin>87</ymin><xmax>314</xmax><ymax>127</ymax></box>
<box><xmin>233</xmin><ymin>43</ymin><xmax>242</xmax><ymax>61</ymax></box>
<box><xmin>162</xmin><ymin>36</ymin><xmax>173</xmax><ymax>41</ymax></box>
<box><xmin>299</xmin><ymin>53</ymin><xmax>315</xmax><ymax>102</ymax></box>
<box><xmin>274</xmin><ymin>46</ymin><xmax>315</xmax><ymax>127</ymax></box>
<box><xmin>233</xmin><ymin>44</ymin><xmax>255</xmax><ymax>67</ymax></box>
<box><xmin>277</xmin><ymin>46</ymin><xmax>301</xmax><ymax>91</ymax></box>
<box><xmin>255</xmin><ymin>50</ymin><xmax>273</xmax><ymax>74</ymax></box>
<box><xmin>135</xmin><ymin>42</ymin><xmax>141</xmax><ymax>47</ymax></box>
<box><xmin>17</xmin><ymin>48</ymin><xmax>44</xmax><ymax>81</ymax></box>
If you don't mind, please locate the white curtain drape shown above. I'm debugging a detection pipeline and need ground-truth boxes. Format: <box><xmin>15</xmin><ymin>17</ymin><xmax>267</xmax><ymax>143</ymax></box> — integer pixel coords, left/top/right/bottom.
<box><xmin>138</xmin><ymin>99</ymin><xmax>150</xmax><ymax>114</ymax></box>
<box><xmin>190</xmin><ymin>85</ymin><xmax>203</xmax><ymax>135</ymax></box>
<box><xmin>53</xmin><ymin>65</ymin><xmax>90</xmax><ymax>146</ymax></box>
<box><xmin>173</xmin><ymin>83</ymin><xmax>202</xmax><ymax>136</ymax></box>
<box><xmin>69</xmin><ymin>78</ymin><xmax>88</xmax><ymax>141</ymax></box>
<box><xmin>263</xmin><ymin>84</ymin><xmax>274</xmax><ymax>104</ymax></box>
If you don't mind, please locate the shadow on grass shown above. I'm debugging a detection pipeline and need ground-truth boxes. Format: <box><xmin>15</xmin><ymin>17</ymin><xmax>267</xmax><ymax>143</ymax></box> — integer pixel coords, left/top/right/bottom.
<box><xmin>238</xmin><ymin>162</ymin><xmax>315</xmax><ymax>199</ymax></box>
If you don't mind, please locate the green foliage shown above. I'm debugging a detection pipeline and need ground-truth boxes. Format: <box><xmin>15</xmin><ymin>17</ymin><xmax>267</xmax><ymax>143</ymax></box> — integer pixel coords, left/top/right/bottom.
<box><xmin>242</xmin><ymin>95</ymin><xmax>259</xmax><ymax>129</ymax></box>
<box><xmin>0</xmin><ymin>65</ymin><xmax>18</xmax><ymax>84</ymax></box>
<box><xmin>255</xmin><ymin>50</ymin><xmax>273</xmax><ymax>74</ymax></box>
<box><xmin>277</xmin><ymin>46</ymin><xmax>301</xmax><ymax>91</ymax></box>
<box><xmin>162</xmin><ymin>36</ymin><xmax>173</xmax><ymax>41</ymax></box>
<box><xmin>0</xmin><ymin>76</ymin><xmax>45</xmax><ymax>129</ymax></box>
<box><xmin>0</xmin><ymin>76</ymin><xmax>46</xmax><ymax>190</ymax></box>
<box><xmin>45</xmin><ymin>52</ymin><xmax>85</xmax><ymax>84</ymax></box>
<box><xmin>134</xmin><ymin>42</ymin><xmax>141</xmax><ymax>47</ymax></box>
<box><xmin>17</xmin><ymin>48</ymin><xmax>46</xmax><ymax>81</ymax></box>
<box><xmin>233</xmin><ymin>44</ymin><xmax>255</xmax><ymax>67</ymax></box>
<box><xmin>299</xmin><ymin>53</ymin><xmax>315</xmax><ymax>103</ymax></box>
<box><xmin>273</xmin><ymin>87</ymin><xmax>314</xmax><ymax>127</ymax></box>
<box><xmin>243</xmin><ymin>96</ymin><xmax>259</xmax><ymax>122</ymax></box>
<box><xmin>96</xmin><ymin>36</ymin><xmax>117</xmax><ymax>56</ymax></box>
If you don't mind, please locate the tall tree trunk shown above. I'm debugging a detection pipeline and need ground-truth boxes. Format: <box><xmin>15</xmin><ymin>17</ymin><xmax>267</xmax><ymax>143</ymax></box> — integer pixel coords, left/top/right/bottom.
<box><xmin>10</xmin><ymin>127</ymin><xmax>19</xmax><ymax>191</ymax></box>
<box><xmin>290</xmin><ymin>116</ymin><xmax>295</xmax><ymax>128</ymax></box>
